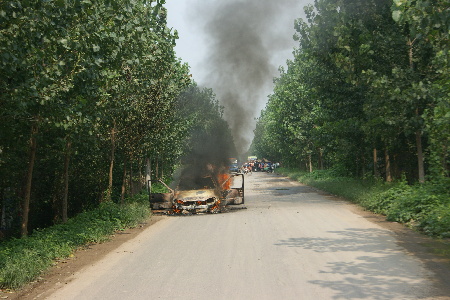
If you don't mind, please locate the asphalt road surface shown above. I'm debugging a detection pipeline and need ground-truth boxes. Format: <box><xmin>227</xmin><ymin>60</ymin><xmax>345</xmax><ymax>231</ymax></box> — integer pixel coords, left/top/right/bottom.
<box><xmin>44</xmin><ymin>172</ymin><xmax>449</xmax><ymax>300</ymax></box>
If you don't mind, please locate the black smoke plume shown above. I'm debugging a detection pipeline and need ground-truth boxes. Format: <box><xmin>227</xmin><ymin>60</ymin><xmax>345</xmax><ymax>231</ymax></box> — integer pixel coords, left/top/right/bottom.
<box><xmin>189</xmin><ymin>0</ymin><xmax>307</xmax><ymax>154</ymax></box>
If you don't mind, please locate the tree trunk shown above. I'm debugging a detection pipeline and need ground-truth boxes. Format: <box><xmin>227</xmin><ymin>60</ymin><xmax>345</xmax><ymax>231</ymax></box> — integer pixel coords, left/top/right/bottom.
<box><xmin>21</xmin><ymin>123</ymin><xmax>38</xmax><ymax>237</ymax></box>
<box><xmin>146</xmin><ymin>157</ymin><xmax>151</xmax><ymax>191</ymax></box>
<box><xmin>106</xmin><ymin>121</ymin><xmax>116</xmax><ymax>202</ymax></box>
<box><xmin>62</xmin><ymin>140</ymin><xmax>71</xmax><ymax>223</ymax></box>
<box><xmin>408</xmin><ymin>39</ymin><xmax>425</xmax><ymax>183</ymax></box>
<box><xmin>408</xmin><ymin>38</ymin><xmax>414</xmax><ymax>70</ymax></box>
<box><xmin>442</xmin><ymin>143</ymin><xmax>449</xmax><ymax>176</ymax></box>
<box><xmin>361</xmin><ymin>154</ymin><xmax>366</xmax><ymax>177</ymax></box>
<box><xmin>138</xmin><ymin>164</ymin><xmax>143</xmax><ymax>191</ymax></box>
<box><xmin>1</xmin><ymin>188</ymin><xmax>7</xmax><ymax>231</ymax></box>
<box><xmin>52</xmin><ymin>186</ymin><xmax>61</xmax><ymax>224</ymax></box>
<box><xmin>416</xmin><ymin>130</ymin><xmax>425</xmax><ymax>183</ymax></box>
<box><xmin>318</xmin><ymin>148</ymin><xmax>324</xmax><ymax>170</ymax></box>
<box><xmin>129</xmin><ymin>162</ymin><xmax>134</xmax><ymax>197</ymax></box>
<box><xmin>121</xmin><ymin>159</ymin><xmax>127</xmax><ymax>204</ymax></box>
<box><xmin>385</xmin><ymin>148</ymin><xmax>392</xmax><ymax>182</ymax></box>
<box><xmin>373</xmin><ymin>148</ymin><xmax>379</xmax><ymax>177</ymax></box>
<box><xmin>308</xmin><ymin>154</ymin><xmax>313</xmax><ymax>173</ymax></box>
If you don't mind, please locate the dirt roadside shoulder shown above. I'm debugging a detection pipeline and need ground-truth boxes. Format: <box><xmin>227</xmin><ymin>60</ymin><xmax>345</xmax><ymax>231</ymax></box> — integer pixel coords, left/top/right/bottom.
<box><xmin>321</xmin><ymin>191</ymin><xmax>450</xmax><ymax>299</ymax></box>
<box><xmin>0</xmin><ymin>215</ymin><xmax>166</xmax><ymax>300</ymax></box>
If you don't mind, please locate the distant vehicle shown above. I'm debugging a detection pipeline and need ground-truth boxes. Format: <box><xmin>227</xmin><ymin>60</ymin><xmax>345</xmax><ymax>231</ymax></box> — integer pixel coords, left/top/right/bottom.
<box><xmin>229</xmin><ymin>163</ymin><xmax>240</xmax><ymax>173</ymax></box>
<box><xmin>229</xmin><ymin>158</ymin><xmax>238</xmax><ymax>164</ymax></box>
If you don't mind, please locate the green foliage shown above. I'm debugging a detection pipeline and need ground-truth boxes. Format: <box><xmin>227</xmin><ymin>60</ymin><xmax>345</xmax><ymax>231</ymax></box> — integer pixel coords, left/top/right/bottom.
<box><xmin>176</xmin><ymin>83</ymin><xmax>237</xmax><ymax>168</ymax></box>
<box><xmin>386</xmin><ymin>183</ymin><xmax>442</xmax><ymax>222</ymax></box>
<box><xmin>0</xmin><ymin>1</ymin><xmax>191</xmax><ymax>235</ymax></box>
<box><xmin>0</xmin><ymin>199</ymin><xmax>150</xmax><ymax>289</ymax></box>
<box><xmin>123</xmin><ymin>191</ymin><xmax>152</xmax><ymax>205</ymax></box>
<box><xmin>148</xmin><ymin>179</ymin><xmax>173</xmax><ymax>194</ymax></box>
<box><xmin>421</xmin><ymin>204</ymin><xmax>450</xmax><ymax>238</ymax></box>
<box><xmin>253</xmin><ymin>0</ymin><xmax>449</xmax><ymax>184</ymax></box>
<box><xmin>362</xmin><ymin>179</ymin><xmax>411</xmax><ymax>215</ymax></box>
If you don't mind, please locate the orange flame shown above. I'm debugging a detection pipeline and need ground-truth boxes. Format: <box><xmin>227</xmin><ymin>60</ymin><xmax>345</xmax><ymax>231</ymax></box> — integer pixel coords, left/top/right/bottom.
<box><xmin>218</xmin><ymin>173</ymin><xmax>231</xmax><ymax>190</ymax></box>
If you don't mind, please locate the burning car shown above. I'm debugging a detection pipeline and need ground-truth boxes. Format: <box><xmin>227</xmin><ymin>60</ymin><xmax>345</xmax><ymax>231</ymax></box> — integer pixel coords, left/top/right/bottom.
<box><xmin>149</xmin><ymin>172</ymin><xmax>244</xmax><ymax>215</ymax></box>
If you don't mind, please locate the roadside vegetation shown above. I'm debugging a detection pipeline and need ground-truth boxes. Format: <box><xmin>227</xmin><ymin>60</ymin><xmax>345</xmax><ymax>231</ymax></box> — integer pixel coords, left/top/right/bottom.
<box><xmin>0</xmin><ymin>1</ymin><xmax>235</xmax><ymax>240</ymax></box>
<box><xmin>0</xmin><ymin>0</ymin><xmax>189</xmax><ymax>239</ymax></box>
<box><xmin>251</xmin><ymin>0</ymin><xmax>449</xmax><ymax>240</ymax></box>
<box><xmin>1</xmin><ymin>0</ymin><xmax>448</xmax><ymax>291</ymax></box>
<box><xmin>278</xmin><ymin>168</ymin><xmax>450</xmax><ymax>238</ymax></box>
<box><xmin>0</xmin><ymin>194</ymin><xmax>150</xmax><ymax>290</ymax></box>
<box><xmin>0</xmin><ymin>0</ymin><xmax>236</xmax><ymax>291</ymax></box>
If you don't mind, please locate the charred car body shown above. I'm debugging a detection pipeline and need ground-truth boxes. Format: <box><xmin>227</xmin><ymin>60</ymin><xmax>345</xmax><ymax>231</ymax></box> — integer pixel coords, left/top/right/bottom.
<box><xmin>149</xmin><ymin>172</ymin><xmax>244</xmax><ymax>215</ymax></box>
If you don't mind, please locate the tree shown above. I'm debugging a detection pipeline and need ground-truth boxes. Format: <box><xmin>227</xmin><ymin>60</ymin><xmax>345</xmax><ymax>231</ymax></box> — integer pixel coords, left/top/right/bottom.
<box><xmin>0</xmin><ymin>0</ymin><xmax>192</xmax><ymax>236</ymax></box>
<box><xmin>176</xmin><ymin>83</ymin><xmax>237</xmax><ymax>172</ymax></box>
<box><xmin>392</xmin><ymin>0</ymin><xmax>450</xmax><ymax>178</ymax></box>
<box><xmin>253</xmin><ymin>0</ymin><xmax>447</xmax><ymax>184</ymax></box>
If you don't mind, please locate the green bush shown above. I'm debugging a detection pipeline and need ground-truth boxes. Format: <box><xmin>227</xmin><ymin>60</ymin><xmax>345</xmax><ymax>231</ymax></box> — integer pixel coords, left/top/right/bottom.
<box><xmin>360</xmin><ymin>181</ymin><xmax>409</xmax><ymax>215</ymax></box>
<box><xmin>0</xmin><ymin>198</ymin><xmax>151</xmax><ymax>289</ymax></box>
<box><xmin>124</xmin><ymin>191</ymin><xmax>152</xmax><ymax>205</ymax></box>
<box><xmin>421</xmin><ymin>204</ymin><xmax>450</xmax><ymax>238</ymax></box>
<box><xmin>386</xmin><ymin>185</ymin><xmax>441</xmax><ymax>222</ymax></box>
<box><xmin>149</xmin><ymin>180</ymin><xmax>173</xmax><ymax>194</ymax></box>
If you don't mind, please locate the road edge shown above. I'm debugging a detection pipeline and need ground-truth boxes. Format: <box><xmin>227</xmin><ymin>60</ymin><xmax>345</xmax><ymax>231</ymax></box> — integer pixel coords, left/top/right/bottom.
<box><xmin>1</xmin><ymin>215</ymin><xmax>167</xmax><ymax>300</ymax></box>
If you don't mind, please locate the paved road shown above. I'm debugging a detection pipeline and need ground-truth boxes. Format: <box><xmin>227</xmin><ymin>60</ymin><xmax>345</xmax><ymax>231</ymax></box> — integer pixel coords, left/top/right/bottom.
<box><xmin>46</xmin><ymin>172</ymin><xmax>449</xmax><ymax>300</ymax></box>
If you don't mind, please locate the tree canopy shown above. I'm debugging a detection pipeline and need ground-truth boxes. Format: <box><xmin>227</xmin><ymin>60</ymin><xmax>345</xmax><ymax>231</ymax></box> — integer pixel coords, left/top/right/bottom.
<box><xmin>251</xmin><ymin>0</ymin><xmax>449</xmax><ymax>182</ymax></box>
<box><xmin>0</xmin><ymin>1</ymin><xmax>235</xmax><ymax>237</ymax></box>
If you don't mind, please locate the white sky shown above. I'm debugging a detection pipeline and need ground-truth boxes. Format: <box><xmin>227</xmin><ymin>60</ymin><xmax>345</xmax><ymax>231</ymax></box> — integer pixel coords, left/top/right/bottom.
<box><xmin>164</xmin><ymin>0</ymin><xmax>311</xmax><ymax>153</ymax></box>
<box><xmin>165</xmin><ymin>1</ymin><xmax>208</xmax><ymax>82</ymax></box>
<box><xmin>165</xmin><ymin>0</ymin><xmax>308</xmax><ymax>85</ymax></box>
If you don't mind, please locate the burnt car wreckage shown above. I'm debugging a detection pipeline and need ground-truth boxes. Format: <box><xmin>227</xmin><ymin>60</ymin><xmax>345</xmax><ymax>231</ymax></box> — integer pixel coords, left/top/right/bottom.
<box><xmin>149</xmin><ymin>173</ymin><xmax>244</xmax><ymax>215</ymax></box>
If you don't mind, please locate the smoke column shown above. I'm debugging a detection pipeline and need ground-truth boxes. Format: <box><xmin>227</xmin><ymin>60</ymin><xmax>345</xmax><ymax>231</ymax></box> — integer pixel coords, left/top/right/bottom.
<box><xmin>188</xmin><ymin>0</ymin><xmax>308</xmax><ymax>154</ymax></box>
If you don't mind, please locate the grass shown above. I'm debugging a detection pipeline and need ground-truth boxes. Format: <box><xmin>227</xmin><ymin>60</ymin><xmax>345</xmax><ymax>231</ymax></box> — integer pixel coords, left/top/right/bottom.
<box><xmin>0</xmin><ymin>193</ymin><xmax>151</xmax><ymax>290</ymax></box>
<box><xmin>277</xmin><ymin>168</ymin><xmax>450</xmax><ymax>238</ymax></box>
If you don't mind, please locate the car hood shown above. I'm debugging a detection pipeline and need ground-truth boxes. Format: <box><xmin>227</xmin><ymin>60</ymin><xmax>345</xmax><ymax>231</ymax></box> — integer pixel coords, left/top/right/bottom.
<box><xmin>175</xmin><ymin>189</ymin><xmax>217</xmax><ymax>201</ymax></box>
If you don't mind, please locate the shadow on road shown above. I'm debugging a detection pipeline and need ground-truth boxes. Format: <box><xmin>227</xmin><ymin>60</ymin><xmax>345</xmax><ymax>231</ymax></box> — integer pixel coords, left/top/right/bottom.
<box><xmin>269</xmin><ymin>185</ymin><xmax>316</xmax><ymax>196</ymax></box>
<box><xmin>275</xmin><ymin>228</ymin><xmax>448</xmax><ymax>299</ymax></box>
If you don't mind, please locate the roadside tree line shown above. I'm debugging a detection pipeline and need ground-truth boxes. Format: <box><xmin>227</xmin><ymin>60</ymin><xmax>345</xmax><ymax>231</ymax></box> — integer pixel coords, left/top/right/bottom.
<box><xmin>252</xmin><ymin>0</ymin><xmax>449</xmax><ymax>183</ymax></box>
<box><xmin>0</xmin><ymin>0</ymin><xmax>235</xmax><ymax>238</ymax></box>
